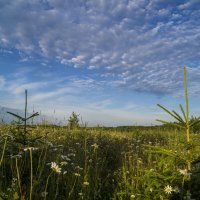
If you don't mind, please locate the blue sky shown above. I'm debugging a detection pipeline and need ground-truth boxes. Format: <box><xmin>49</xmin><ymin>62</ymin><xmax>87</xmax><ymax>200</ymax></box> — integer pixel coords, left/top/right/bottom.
<box><xmin>0</xmin><ymin>0</ymin><xmax>200</xmax><ymax>126</ymax></box>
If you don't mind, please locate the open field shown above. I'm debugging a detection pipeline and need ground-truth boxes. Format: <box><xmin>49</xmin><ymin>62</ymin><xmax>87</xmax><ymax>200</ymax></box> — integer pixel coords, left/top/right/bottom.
<box><xmin>1</xmin><ymin>1</ymin><xmax>200</xmax><ymax>199</ymax></box>
<box><xmin>0</xmin><ymin>125</ymin><xmax>200</xmax><ymax>200</ymax></box>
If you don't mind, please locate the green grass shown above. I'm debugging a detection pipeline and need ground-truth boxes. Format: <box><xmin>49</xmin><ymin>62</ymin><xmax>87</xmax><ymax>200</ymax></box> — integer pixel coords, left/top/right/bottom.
<box><xmin>0</xmin><ymin>125</ymin><xmax>200</xmax><ymax>200</ymax></box>
<box><xmin>0</xmin><ymin>66</ymin><xmax>200</xmax><ymax>199</ymax></box>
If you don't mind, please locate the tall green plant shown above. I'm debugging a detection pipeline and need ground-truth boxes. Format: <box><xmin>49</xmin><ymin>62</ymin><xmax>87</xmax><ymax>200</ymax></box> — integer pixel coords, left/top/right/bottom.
<box><xmin>7</xmin><ymin>90</ymin><xmax>40</xmax><ymax>145</ymax></box>
<box><xmin>157</xmin><ymin>66</ymin><xmax>200</xmax><ymax>171</ymax></box>
<box><xmin>154</xmin><ymin>66</ymin><xmax>200</xmax><ymax>199</ymax></box>
<box><xmin>67</xmin><ymin>112</ymin><xmax>80</xmax><ymax>130</ymax></box>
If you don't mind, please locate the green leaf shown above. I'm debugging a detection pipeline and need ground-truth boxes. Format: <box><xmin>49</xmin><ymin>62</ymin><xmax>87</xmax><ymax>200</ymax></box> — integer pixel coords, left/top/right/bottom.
<box><xmin>157</xmin><ymin>104</ymin><xmax>184</xmax><ymax>124</ymax></box>
<box><xmin>156</xmin><ymin>119</ymin><xmax>184</xmax><ymax>129</ymax></box>
<box><xmin>172</xmin><ymin>110</ymin><xmax>185</xmax><ymax>124</ymax></box>
<box><xmin>26</xmin><ymin>112</ymin><xmax>39</xmax><ymax>121</ymax></box>
<box><xmin>144</xmin><ymin>145</ymin><xmax>186</xmax><ymax>161</ymax></box>
<box><xmin>180</xmin><ymin>104</ymin><xmax>187</xmax><ymax>122</ymax></box>
<box><xmin>189</xmin><ymin>118</ymin><xmax>200</xmax><ymax>127</ymax></box>
<box><xmin>7</xmin><ymin>112</ymin><xmax>25</xmax><ymax>121</ymax></box>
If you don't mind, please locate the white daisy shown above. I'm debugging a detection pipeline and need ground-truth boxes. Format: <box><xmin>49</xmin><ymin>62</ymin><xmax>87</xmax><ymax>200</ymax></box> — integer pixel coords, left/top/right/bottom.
<box><xmin>51</xmin><ymin>162</ymin><xmax>61</xmax><ymax>174</ymax></box>
<box><xmin>164</xmin><ymin>185</ymin><xmax>173</xmax><ymax>194</ymax></box>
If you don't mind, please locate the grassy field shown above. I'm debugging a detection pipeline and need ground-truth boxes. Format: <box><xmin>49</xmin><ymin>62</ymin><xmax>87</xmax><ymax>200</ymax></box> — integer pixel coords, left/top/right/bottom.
<box><xmin>0</xmin><ymin>124</ymin><xmax>200</xmax><ymax>200</ymax></box>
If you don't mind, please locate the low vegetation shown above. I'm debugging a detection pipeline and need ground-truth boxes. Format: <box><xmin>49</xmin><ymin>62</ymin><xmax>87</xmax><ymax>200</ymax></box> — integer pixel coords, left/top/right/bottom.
<box><xmin>0</xmin><ymin>67</ymin><xmax>199</xmax><ymax>200</ymax></box>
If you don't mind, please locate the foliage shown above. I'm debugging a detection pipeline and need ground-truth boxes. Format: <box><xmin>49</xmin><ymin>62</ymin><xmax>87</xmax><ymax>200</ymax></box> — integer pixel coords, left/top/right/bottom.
<box><xmin>7</xmin><ymin>90</ymin><xmax>40</xmax><ymax>146</ymax></box>
<box><xmin>145</xmin><ymin>66</ymin><xmax>200</xmax><ymax>199</ymax></box>
<box><xmin>190</xmin><ymin>116</ymin><xmax>200</xmax><ymax>134</ymax></box>
<box><xmin>0</xmin><ymin>67</ymin><xmax>200</xmax><ymax>199</ymax></box>
<box><xmin>67</xmin><ymin>112</ymin><xmax>80</xmax><ymax>130</ymax></box>
<box><xmin>0</xmin><ymin>124</ymin><xmax>200</xmax><ymax>199</ymax></box>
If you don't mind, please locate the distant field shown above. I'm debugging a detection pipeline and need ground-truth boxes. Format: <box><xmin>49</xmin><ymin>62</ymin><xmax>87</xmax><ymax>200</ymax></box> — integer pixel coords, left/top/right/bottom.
<box><xmin>0</xmin><ymin>125</ymin><xmax>200</xmax><ymax>200</ymax></box>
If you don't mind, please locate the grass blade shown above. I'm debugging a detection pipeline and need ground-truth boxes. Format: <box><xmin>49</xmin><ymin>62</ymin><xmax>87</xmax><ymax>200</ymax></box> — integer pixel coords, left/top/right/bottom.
<box><xmin>180</xmin><ymin>104</ymin><xmax>187</xmax><ymax>122</ymax></box>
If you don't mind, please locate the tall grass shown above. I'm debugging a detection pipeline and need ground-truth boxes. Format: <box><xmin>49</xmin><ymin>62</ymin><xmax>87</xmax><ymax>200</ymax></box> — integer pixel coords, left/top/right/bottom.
<box><xmin>0</xmin><ymin>67</ymin><xmax>199</xmax><ymax>199</ymax></box>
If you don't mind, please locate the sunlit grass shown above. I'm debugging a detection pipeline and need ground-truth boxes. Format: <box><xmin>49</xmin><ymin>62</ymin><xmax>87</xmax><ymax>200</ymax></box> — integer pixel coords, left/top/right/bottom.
<box><xmin>0</xmin><ymin>125</ymin><xmax>199</xmax><ymax>199</ymax></box>
<box><xmin>0</xmin><ymin>67</ymin><xmax>200</xmax><ymax>199</ymax></box>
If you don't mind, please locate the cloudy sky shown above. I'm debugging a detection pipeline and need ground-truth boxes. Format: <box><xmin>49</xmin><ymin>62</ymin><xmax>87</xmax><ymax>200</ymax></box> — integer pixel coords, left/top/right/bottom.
<box><xmin>0</xmin><ymin>0</ymin><xmax>200</xmax><ymax>126</ymax></box>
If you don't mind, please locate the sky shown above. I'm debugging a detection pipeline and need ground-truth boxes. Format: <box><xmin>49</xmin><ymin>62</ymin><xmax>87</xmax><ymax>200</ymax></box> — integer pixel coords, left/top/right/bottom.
<box><xmin>0</xmin><ymin>0</ymin><xmax>200</xmax><ymax>126</ymax></box>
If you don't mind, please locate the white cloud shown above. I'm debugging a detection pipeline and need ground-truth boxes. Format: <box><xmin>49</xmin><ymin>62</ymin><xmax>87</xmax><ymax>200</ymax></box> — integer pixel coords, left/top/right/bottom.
<box><xmin>8</xmin><ymin>81</ymin><xmax>49</xmax><ymax>95</ymax></box>
<box><xmin>0</xmin><ymin>76</ymin><xmax>5</xmax><ymax>89</ymax></box>
<box><xmin>0</xmin><ymin>0</ymin><xmax>200</xmax><ymax>95</ymax></box>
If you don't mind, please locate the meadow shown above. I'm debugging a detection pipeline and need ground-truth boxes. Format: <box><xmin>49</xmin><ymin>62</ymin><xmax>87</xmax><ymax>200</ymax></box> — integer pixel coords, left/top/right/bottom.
<box><xmin>0</xmin><ymin>124</ymin><xmax>200</xmax><ymax>200</ymax></box>
<box><xmin>0</xmin><ymin>67</ymin><xmax>200</xmax><ymax>200</ymax></box>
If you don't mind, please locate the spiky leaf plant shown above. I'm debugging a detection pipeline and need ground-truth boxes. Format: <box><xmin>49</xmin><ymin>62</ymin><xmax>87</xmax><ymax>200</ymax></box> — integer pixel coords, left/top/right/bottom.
<box><xmin>7</xmin><ymin>90</ymin><xmax>40</xmax><ymax>145</ymax></box>
<box><xmin>145</xmin><ymin>66</ymin><xmax>200</xmax><ymax>199</ymax></box>
<box><xmin>157</xmin><ymin>66</ymin><xmax>200</xmax><ymax>171</ymax></box>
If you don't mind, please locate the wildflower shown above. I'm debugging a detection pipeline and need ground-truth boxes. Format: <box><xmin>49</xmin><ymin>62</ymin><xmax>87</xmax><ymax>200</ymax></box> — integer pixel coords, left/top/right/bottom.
<box><xmin>137</xmin><ymin>158</ymin><xmax>142</xmax><ymax>164</ymax></box>
<box><xmin>24</xmin><ymin>147</ymin><xmax>38</xmax><ymax>151</ymax></box>
<box><xmin>76</xmin><ymin>166</ymin><xmax>83</xmax><ymax>170</ymax></box>
<box><xmin>61</xmin><ymin>155</ymin><xmax>71</xmax><ymax>161</ymax></box>
<box><xmin>12</xmin><ymin>178</ymin><xmax>17</xmax><ymax>183</ymax></box>
<box><xmin>51</xmin><ymin>162</ymin><xmax>61</xmax><ymax>174</ymax></box>
<box><xmin>60</xmin><ymin>161</ymin><xmax>68</xmax><ymax>166</ymax></box>
<box><xmin>63</xmin><ymin>171</ymin><xmax>67</xmax><ymax>175</ymax></box>
<box><xmin>91</xmin><ymin>143</ymin><xmax>98</xmax><ymax>150</ymax></box>
<box><xmin>11</xmin><ymin>154</ymin><xmax>22</xmax><ymax>159</ymax></box>
<box><xmin>68</xmin><ymin>153</ymin><xmax>76</xmax><ymax>157</ymax></box>
<box><xmin>179</xmin><ymin>169</ymin><xmax>187</xmax><ymax>175</ymax></box>
<box><xmin>83</xmin><ymin>181</ymin><xmax>89</xmax><ymax>186</ymax></box>
<box><xmin>130</xmin><ymin>194</ymin><xmax>135</xmax><ymax>198</ymax></box>
<box><xmin>74</xmin><ymin>173</ymin><xmax>81</xmax><ymax>177</ymax></box>
<box><xmin>78</xmin><ymin>193</ymin><xmax>83</xmax><ymax>196</ymax></box>
<box><xmin>150</xmin><ymin>188</ymin><xmax>153</xmax><ymax>192</ymax></box>
<box><xmin>41</xmin><ymin>192</ymin><xmax>48</xmax><ymax>197</ymax></box>
<box><xmin>164</xmin><ymin>185</ymin><xmax>173</xmax><ymax>194</ymax></box>
<box><xmin>173</xmin><ymin>187</ymin><xmax>180</xmax><ymax>193</ymax></box>
<box><xmin>47</xmin><ymin>142</ymin><xmax>53</xmax><ymax>147</ymax></box>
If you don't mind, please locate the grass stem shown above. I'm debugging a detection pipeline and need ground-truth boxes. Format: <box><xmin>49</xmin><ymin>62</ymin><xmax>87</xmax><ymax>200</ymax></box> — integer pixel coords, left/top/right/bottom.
<box><xmin>0</xmin><ymin>135</ymin><xmax>7</xmax><ymax>168</ymax></box>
